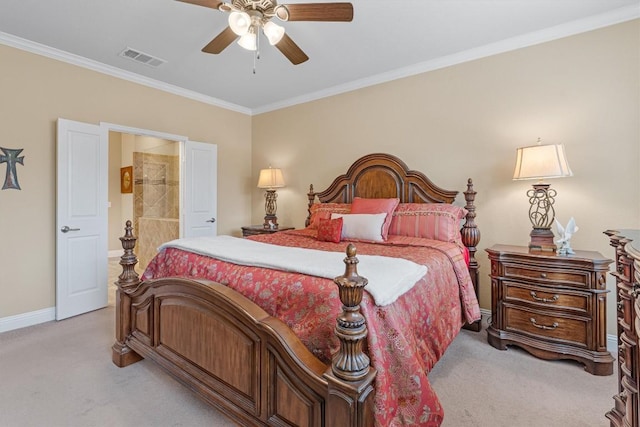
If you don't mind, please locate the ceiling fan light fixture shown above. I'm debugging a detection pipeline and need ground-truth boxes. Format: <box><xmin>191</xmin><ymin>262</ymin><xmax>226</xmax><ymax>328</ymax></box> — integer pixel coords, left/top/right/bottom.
<box><xmin>237</xmin><ymin>30</ymin><xmax>257</xmax><ymax>51</ymax></box>
<box><xmin>228</xmin><ymin>11</ymin><xmax>251</xmax><ymax>36</ymax></box>
<box><xmin>262</xmin><ymin>21</ymin><xmax>285</xmax><ymax>45</ymax></box>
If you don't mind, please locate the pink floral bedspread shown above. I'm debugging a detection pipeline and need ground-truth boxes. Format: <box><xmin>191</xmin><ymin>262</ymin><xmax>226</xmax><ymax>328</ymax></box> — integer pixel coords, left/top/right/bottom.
<box><xmin>142</xmin><ymin>229</ymin><xmax>480</xmax><ymax>426</ymax></box>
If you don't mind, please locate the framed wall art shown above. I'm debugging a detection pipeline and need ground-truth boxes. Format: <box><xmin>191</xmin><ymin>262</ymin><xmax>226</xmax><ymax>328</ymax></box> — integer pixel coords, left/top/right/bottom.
<box><xmin>120</xmin><ymin>166</ymin><xmax>133</xmax><ymax>194</ymax></box>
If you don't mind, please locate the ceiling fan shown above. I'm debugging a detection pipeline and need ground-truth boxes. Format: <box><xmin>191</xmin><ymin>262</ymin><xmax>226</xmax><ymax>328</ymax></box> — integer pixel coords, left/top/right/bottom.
<box><xmin>177</xmin><ymin>0</ymin><xmax>354</xmax><ymax>65</ymax></box>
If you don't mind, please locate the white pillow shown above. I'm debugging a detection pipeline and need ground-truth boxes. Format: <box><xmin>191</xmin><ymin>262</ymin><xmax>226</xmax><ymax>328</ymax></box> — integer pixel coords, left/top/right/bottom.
<box><xmin>331</xmin><ymin>213</ymin><xmax>387</xmax><ymax>242</ymax></box>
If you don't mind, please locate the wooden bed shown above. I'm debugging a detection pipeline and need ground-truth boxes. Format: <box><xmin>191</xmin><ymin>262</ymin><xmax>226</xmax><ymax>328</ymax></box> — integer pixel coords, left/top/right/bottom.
<box><xmin>112</xmin><ymin>153</ymin><xmax>481</xmax><ymax>427</ymax></box>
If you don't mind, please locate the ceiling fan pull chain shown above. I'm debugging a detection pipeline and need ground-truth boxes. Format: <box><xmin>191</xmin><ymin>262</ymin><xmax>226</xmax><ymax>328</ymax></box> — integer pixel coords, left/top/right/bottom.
<box><xmin>253</xmin><ymin>29</ymin><xmax>261</xmax><ymax>74</ymax></box>
<box><xmin>253</xmin><ymin>52</ymin><xmax>257</xmax><ymax>74</ymax></box>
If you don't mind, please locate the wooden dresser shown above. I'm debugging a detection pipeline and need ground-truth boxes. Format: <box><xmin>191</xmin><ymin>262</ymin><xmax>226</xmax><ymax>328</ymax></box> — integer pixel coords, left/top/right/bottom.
<box><xmin>486</xmin><ymin>244</ymin><xmax>613</xmax><ymax>375</ymax></box>
<box><xmin>604</xmin><ymin>230</ymin><xmax>640</xmax><ymax>427</ymax></box>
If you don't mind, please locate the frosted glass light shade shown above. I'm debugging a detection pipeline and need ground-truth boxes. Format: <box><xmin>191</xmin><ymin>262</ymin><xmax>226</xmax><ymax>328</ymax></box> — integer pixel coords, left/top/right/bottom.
<box><xmin>237</xmin><ymin>31</ymin><xmax>257</xmax><ymax>51</ymax></box>
<box><xmin>513</xmin><ymin>144</ymin><xmax>573</xmax><ymax>180</ymax></box>
<box><xmin>229</xmin><ymin>11</ymin><xmax>251</xmax><ymax>36</ymax></box>
<box><xmin>263</xmin><ymin>21</ymin><xmax>285</xmax><ymax>45</ymax></box>
<box><xmin>257</xmin><ymin>168</ymin><xmax>285</xmax><ymax>188</ymax></box>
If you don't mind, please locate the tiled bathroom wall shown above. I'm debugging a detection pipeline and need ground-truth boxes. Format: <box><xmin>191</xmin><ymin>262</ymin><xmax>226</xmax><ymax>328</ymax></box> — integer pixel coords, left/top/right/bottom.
<box><xmin>133</xmin><ymin>152</ymin><xmax>179</xmax><ymax>270</ymax></box>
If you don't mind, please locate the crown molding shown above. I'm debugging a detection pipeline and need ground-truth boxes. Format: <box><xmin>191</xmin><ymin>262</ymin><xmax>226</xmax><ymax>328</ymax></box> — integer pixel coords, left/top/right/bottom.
<box><xmin>0</xmin><ymin>31</ymin><xmax>252</xmax><ymax>116</ymax></box>
<box><xmin>0</xmin><ymin>4</ymin><xmax>637</xmax><ymax>117</ymax></box>
<box><xmin>252</xmin><ymin>5</ymin><xmax>640</xmax><ymax>115</ymax></box>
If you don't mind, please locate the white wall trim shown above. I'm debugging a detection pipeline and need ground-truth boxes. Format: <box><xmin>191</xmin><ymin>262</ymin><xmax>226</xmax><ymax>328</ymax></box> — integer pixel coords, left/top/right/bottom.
<box><xmin>102</xmin><ymin>122</ymin><xmax>188</xmax><ymax>142</ymax></box>
<box><xmin>253</xmin><ymin>5</ymin><xmax>640</xmax><ymax>114</ymax></box>
<box><xmin>0</xmin><ymin>307</ymin><xmax>56</xmax><ymax>334</ymax></box>
<box><xmin>108</xmin><ymin>249</ymin><xmax>124</xmax><ymax>258</ymax></box>
<box><xmin>608</xmin><ymin>334</ymin><xmax>618</xmax><ymax>355</ymax></box>
<box><xmin>0</xmin><ymin>32</ymin><xmax>251</xmax><ymax>116</ymax></box>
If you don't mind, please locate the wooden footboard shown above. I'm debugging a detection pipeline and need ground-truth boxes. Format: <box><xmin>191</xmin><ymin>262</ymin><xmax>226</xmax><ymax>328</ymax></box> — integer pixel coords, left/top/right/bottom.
<box><xmin>112</xmin><ymin>221</ymin><xmax>376</xmax><ymax>427</ymax></box>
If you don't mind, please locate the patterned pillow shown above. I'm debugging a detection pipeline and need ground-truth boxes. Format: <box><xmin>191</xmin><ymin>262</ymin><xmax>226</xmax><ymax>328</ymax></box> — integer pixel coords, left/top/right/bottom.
<box><xmin>308</xmin><ymin>203</ymin><xmax>351</xmax><ymax>229</ymax></box>
<box><xmin>350</xmin><ymin>197</ymin><xmax>400</xmax><ymax>240</ymax></box>
<box><xmin>317</xmin><ymin>217</ymin><xmax>343</xmax><ymax>243</ymax></box>
<box><xmin>388</xmin><ymin>203</ymin><xmax>467</xmax><ymax>243</ymax></box>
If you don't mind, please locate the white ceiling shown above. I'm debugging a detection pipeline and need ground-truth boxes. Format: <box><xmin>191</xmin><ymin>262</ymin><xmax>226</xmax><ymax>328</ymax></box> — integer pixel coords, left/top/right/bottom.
<box><xmin>0</xmin><ymin>1</ymin><xmax>637</xmax><ymax>114</ymax></box>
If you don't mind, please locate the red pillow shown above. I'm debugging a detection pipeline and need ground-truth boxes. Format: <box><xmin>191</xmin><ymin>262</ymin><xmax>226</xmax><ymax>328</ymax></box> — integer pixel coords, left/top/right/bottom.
<box><xmin>350</xmin><ymin>197</ymin><xmax>399</xmax><ymax>240</ymax></box>
<box><xmin>317</xmin><ymin>217</ymin><xmax>343</xmax><ymax>243</ymax></box>
<box><xmin>308</xmin><ymin>203</ymin><xmax>351</xmax><ymax>229</ymax></box>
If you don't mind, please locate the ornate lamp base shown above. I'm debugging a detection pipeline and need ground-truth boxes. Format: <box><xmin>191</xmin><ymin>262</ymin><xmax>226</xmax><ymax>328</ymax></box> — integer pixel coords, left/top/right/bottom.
<box><xmin>529</xmin><ymin>227</ymin><xmax>556</xmax><ymax>252</ymax></box>
<box><xmin>263</xmin><ymin>189</ymin><xmax>279</xmax><ymax>229</ymax></box>
<box><xmin>527</xmin><ymin>183</ymin><xmax>557</xmax><ymax>252</ymax></box>
<box><xmin>263</xmin><ymin>214</ymin><xmax>278</xmax><ymax>229</ymax></box>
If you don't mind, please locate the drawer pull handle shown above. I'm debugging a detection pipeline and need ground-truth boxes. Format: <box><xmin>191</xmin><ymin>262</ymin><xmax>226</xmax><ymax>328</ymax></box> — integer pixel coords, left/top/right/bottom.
<box><xmin>617</xmin><ymin>301</ymin><xmax>624</xmax><ymax>312</ymax></box>
<box><xmin>539</xmin><ymin>273</ymin><xmax>547</xmax><ymax>279</ymax></box>
<box><xmin>618</xmin><ymin>264</ymin><xmax>624</xmax><ymax>274</ymax></box>
<box><xmin>530</xmin><ymin>318</ymin><xmax>558</xmax><ymax>331</ymax></box>
<box><xmin>530</xmin><ymin>291</ymin><xmax>558</xmax><ymax>303</ymax></box>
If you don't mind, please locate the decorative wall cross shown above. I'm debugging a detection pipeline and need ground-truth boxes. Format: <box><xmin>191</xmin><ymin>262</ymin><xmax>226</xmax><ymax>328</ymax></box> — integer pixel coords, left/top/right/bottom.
<box><xmin>0</xmin><ymin>147</ymin><xmax>25</xmax><ymax>190</ymax></box>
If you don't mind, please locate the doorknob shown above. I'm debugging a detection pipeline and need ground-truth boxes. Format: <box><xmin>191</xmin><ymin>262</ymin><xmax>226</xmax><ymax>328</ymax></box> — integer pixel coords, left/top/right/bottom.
<box><xmin>206</xmin><ymin>218</ymin><xmax>216</xmax><ymax>223</ymax></box>
<box><xmin>61</xmin><ymin>226</ymin><xmax>80</xmax><ymax>233</ymax></box>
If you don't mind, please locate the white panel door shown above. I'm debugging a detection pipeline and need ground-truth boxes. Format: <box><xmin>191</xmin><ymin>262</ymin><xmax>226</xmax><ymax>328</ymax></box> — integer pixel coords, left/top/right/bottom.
<box><xmin>56</xmin><ymin>119</ymin><xmax>108</xmax><ymax>320</ymax></box>
<box><xmin>184</xmin><ymin>141</ymin><xmax>217</xmax><ymax>238</ymax></box>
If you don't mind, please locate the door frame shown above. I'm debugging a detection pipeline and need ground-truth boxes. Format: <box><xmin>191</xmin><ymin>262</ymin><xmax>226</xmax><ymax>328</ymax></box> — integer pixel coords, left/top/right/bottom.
<box><xmin>56</xmin><ymin>120</ymin><xmax>217</xmax><ymax>321</ymax></box>
<box><xmin>101</xmin><ymin>122</ymin><xmax>188</xmax><ymax>237</ymax></box>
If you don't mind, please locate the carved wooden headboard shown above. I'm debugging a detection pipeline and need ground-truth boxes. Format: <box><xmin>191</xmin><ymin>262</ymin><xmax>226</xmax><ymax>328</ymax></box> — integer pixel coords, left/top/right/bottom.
<box><xmin>306</xmin><ymin>152</ymin><xmax>481</xmax><ymax>330</ymax></box>
<box><xmin>307</xmin><ymin>152</ymin><xmax>458</xmax><ymax>205</ymax></box>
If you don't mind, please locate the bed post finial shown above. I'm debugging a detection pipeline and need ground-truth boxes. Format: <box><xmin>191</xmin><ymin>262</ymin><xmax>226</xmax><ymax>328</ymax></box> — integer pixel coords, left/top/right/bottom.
<box><xmin>461</xmin><ymin>179</ymin><xmax>480</xmax><ymax>249</ymax></box>
<box><xmin>117</xmin><ymin>220</ymin><xmax>141</xmax><ymax>293</ymax></box>
<box><xmin>331</xmin><ymin>244</ymin><xmax>371</xmax><ymax>381</ymax></box>
<box><xmin>112</xmin><ymin>220</ymin><xmax>143</xmax><ymax>368</ymax></box>
<box><xmin>461</xmin><ymin>178</ymin><xmax>481</xmax><ymax>331</ymax></box>
<box><xmin>306</xmin><ymin>184</ymin><xmax>316</xmax><ymax>227</ymax></box>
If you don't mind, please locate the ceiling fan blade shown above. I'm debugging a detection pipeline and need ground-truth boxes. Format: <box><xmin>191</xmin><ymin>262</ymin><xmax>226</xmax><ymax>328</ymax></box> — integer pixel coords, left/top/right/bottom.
<box><xmin>275</xmin><ymin>33</ymin><xmax>309</xmax><ymax>65</ymax></box>
<box><xmin>176</xmin><ymin>0</ymin><xmax>223</xmax><ymax>10</ymax></box>
<box><xmin>202</xmin><ymin>27</ymin><xmax>237</xmax><ymax>54</ymax></box>
<box><xmin>280</xmin><ymin>3</ymin><xmax>353</xmax><ymax>22</ymax></box>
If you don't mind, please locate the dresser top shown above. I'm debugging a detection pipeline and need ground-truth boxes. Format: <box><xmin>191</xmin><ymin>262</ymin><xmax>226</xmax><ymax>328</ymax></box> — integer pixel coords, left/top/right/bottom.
<box><xmin>605</xmin><ymin>229</ymin><xmax>640</xmax><ymax>259</ymax></box>
<box><xmin>486</xmin><ymin>244</ymin><xmax>610</xmax><ymax>263</ymax></box>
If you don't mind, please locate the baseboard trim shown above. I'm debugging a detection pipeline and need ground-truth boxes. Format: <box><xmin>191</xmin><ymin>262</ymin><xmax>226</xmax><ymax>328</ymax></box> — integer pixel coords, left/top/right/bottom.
<box><xmin>479</xmin><ymin>308</ymin><xmax>618</xmax><ymax>354</ymax></box>
<box><xmin>0</xmin><ymin>307</ymin><xmax>55</xmax><ymax>333</ymax></box>
<box><xmin>108</xmin><ymin>249</ymin><xmax>124</xmax><ymax>258</ymax></box>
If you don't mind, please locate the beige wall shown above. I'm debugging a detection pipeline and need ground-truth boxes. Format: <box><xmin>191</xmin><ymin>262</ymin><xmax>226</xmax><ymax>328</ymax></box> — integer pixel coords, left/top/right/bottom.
<box><xmin>1</xmin><ymin>20</ymin><xmax>637</xmax><ymax>336</ymax></box>
<box><xmin>0</xmin><ymin>44</ymin><xmax>252</xmax><ymax>318</ymax></box>
<box><xmin>252</xmin><ymin>20</ymin><xmax>640</xmax><ymax>335</ymax></box>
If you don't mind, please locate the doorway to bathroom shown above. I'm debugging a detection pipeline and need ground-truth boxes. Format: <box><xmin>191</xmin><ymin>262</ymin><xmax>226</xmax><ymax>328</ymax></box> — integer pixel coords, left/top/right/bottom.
<box><xmin>56</xmin><ymin>118</ymin><xmax>217</xmax><ymax>320</ymax></box>
<box><xmin>108</xmin><ymin>131</ymin><xmax>180</xmax><ymax>271</ymax></box>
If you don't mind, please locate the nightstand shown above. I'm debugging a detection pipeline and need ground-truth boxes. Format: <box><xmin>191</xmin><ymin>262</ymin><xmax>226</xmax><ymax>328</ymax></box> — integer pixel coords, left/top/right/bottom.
<box><xmin>241</xmin><ymin>225</ymin><xmax>294</xmax><ymax>237</ymax></box>
<box><xmin>486</xmin><ymin>244</ymin><xmax>614</xmax><ymax>375</ymax></box>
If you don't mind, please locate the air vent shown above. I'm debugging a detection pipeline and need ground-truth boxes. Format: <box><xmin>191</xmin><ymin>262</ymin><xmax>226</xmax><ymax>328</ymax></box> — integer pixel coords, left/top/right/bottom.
<box><xmin>119</xmin><ymin>47</ymin><xmax>166</xmax><ymax>68</ymax></box>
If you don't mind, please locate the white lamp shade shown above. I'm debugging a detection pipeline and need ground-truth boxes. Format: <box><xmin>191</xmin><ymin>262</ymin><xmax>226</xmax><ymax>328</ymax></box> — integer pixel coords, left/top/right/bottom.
<box><xmin>257</xmin><ymin>168</ymin><xmax>285</xmax><ymax>189</ymax></box>
<box><xmin>237</xmin><ymin>31</ymin><xmax>257</xmax><ymax>51</ymax></box>
<box><xmin>228</xmin><ymin>11</ymin><xmax>251</xmax><ymax>36</ymax></box>
<box><xmin>513</xmin><ymin>144</ymin><xmax>573</xmax><ymax>180</ymax></box>
<box><xmin>263</xmin><ymin>21</ymin><xmax>285</xmax><ymax>45</ymax></box>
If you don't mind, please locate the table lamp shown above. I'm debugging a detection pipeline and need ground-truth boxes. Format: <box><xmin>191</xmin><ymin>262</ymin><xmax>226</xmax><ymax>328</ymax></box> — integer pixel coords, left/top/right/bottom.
<box><xmin>257</xmin><ymin>166</ymin><xmax>285</xmax><ymax>229</ymax></box>
<box><xmin>513</xmin><ymin>139</ymin><xmax>572</xmax><ymax>251</ymax></box>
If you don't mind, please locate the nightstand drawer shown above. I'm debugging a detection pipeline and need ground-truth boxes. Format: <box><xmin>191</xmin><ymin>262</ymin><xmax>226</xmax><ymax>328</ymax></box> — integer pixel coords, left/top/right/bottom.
<box><xmin>503</xmin><ymin>264</ymin><xmax>588</xmax><ymax>288</ymax></box>
<box><xmin>504</xmin><ymin>305</ymin><xmax>588</xmax><ymax>347</ymax></box>
<box><xmin>503</xmin><ymin>282</ymin><xmax>589</xmax><ymax>314</ymax></box>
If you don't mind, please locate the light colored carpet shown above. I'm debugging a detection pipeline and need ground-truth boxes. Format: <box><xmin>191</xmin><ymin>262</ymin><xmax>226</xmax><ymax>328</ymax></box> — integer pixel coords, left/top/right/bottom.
<box><xmin>0</xmin><ymin>259</ymin><xmax>616</xmax><ymax>426</ymax></box>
